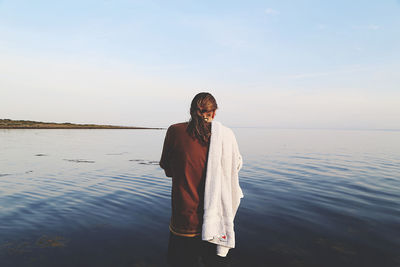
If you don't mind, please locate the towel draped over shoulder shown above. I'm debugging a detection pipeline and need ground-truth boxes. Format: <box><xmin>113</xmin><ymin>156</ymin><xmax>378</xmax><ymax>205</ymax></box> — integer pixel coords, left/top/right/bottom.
<box><xmin>202</xmin><ymin>121</ymin><xmax>243</xmax><ymax>257</ymax></box>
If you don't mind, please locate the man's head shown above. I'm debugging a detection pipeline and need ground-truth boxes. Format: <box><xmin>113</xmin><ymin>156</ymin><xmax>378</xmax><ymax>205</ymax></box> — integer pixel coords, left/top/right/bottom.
<box><xmin>190</xmin><ymin>92</ymin><xmax>218</xmax><ymax>123</ymax></box>
<box><xmin>187</xmin><ymin>92</ymin><xmax>218</xmax><ymax>144</ymax></box>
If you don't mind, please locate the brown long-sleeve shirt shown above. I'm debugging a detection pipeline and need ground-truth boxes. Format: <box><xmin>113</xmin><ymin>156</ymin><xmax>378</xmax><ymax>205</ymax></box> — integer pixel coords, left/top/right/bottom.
<box><xmin>160</xmin><ymin>122</ymin><xmax>209</xmax><ymax>237</ymax></box>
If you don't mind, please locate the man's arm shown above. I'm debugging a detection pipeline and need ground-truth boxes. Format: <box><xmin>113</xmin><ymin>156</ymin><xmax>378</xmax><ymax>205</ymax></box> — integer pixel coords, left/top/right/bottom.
<box><xmin>160</xmin><ymin>126</ymin><xmax>173</xmax><ymax>177</ymax></box>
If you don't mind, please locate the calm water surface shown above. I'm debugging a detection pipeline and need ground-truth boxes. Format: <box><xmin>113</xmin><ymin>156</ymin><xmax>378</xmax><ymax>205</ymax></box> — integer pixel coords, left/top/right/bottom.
<box><xmin>0</xmin><ymin>128</ymin><xmax>399</xmax><ymax>266</ymax></box>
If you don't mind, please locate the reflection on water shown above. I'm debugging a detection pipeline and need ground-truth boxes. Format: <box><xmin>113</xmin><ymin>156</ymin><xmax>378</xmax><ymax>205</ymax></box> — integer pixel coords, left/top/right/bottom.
<box><xmin>0</xmin><ymin>128</ymin><xmax>399</xmax><ymax>266</ymax></box>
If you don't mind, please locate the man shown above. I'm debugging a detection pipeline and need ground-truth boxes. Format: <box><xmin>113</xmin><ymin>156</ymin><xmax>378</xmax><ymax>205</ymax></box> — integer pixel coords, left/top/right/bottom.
<box><xmin>160</xmin><ymin>92</ymin><xmax>243</xmax><ymax>267</ymax></box>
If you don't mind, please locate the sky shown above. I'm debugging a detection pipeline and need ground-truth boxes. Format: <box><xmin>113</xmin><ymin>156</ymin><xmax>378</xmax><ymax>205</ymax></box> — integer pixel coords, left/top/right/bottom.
<box><xmin>1</xmin><ymin>0</ymin><xmax>399</xmax><ymax>129</ymax></box>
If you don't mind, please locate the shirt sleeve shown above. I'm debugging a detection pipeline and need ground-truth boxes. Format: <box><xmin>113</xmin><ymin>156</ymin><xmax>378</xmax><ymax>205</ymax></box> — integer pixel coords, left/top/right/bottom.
<box><xmin>160</xmin><ymin>126</ymin><xmax>173</xmax><ymax>177</ymax></box>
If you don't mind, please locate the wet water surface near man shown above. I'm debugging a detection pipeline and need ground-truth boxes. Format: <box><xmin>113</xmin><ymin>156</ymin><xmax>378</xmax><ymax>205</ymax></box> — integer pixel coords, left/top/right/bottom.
<box><xmin>0</xmin><ymin>129</ymin><xmax>399</xmax><ymax>266</ymax></box>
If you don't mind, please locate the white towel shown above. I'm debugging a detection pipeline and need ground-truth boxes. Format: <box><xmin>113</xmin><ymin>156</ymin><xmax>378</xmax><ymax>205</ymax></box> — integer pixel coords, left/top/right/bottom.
<box><xmin>202</xmin><ymin>121</ymin><xmax>243</xmax><ymax>257</ymax></box>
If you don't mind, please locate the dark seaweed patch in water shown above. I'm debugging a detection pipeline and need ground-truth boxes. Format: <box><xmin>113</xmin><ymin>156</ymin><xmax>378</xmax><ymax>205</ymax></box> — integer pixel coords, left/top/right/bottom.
<box><xmin>130</xmin><ymin>159</ymin><xmax>159</xmax><ymax>165</ymax></box>
<box><xmin>139</xmin><ymin>161</ymin><xmax>159</xmax><ymax>165</ymax></box>
<box><xmin>0</xmin><ymin>235</ymin><xmax>69</xmax><ymax>266</ymax></box>
<box><xmin>0</xmin><ymin>240</ymin><xmax>32</xmax><ymax>255</ymax></box>
<box><xmin>63</xmin><ymin>159</ymin><xmax>95</xmax><ymax>163</ymax></box>
<box><xmin>0</xmin><ymin>235</ymin><xmax>68</xmax><ymax>256</ymax></box>
<box><xmin>36</xmin><ymin>235</ymin><xmax>67</xmax><ymax>248</ymax></box>
<box><xmin>1</xmin><ymin>171</ymin><xmax>32</xmax><ymax>177</ymax></box>
<box><xmin>35</xmin><ymin>154</ymin><xmax>47</xmax><ymax>157</ymax></box>
<box><xmin>314</xmin><ymin>238</ymin><xmax>356</xmax><ymax>255</ymax></box>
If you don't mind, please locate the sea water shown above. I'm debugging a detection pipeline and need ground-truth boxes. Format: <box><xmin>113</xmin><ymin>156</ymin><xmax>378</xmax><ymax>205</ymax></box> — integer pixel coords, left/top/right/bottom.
<box><xmin>0</xmin><ymin>128</ymin><xmax>399</xmax><ymax>266</ymax></box>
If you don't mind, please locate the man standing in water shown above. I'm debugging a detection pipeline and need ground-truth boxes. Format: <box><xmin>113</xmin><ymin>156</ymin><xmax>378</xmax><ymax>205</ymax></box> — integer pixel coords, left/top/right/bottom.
<box><xmin>160</xmin><ymin>92</ymin><xmax>243</xmax><ymax>267</ymax></box>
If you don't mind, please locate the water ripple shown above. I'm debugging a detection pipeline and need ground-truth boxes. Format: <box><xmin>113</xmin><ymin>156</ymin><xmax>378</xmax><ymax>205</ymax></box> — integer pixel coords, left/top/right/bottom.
<box><xmin>1</xmin><ymin>129</ymin><xmax>399</xmax><ymax>266</ymax></box>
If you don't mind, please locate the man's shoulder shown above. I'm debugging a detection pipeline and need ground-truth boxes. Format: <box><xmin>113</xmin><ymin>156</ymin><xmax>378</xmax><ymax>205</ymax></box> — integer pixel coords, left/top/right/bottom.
<box><xmin>167</xmin><ymin>122</ymin><xmax>188</xmax><ymax>134</ymax></box>
<box><xmin>169</xmin><ymin>122</ymin><xmax>188</xmax><ymax>130</ymax></box>
<box><xmin>216</xmin><ymin>122</ymin><xmax>235</xmax><ymax>137</ymax></box>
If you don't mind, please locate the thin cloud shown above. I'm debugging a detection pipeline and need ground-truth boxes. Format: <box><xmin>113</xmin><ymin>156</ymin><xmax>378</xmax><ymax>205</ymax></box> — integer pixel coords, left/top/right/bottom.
<box><xmin>286</xmin><ymin>66</ymin><xmax>371</xmax><ymax>79</ymax></box>
<box><xmin>265</xmin><ymin>8</ymin><xmax>280</xmax><ymax>15</ymax></box>
<box><xmin>368</xmin><ymin>24</ymin><xmax>380</xmax><ymax>30</ymax></box>
<box><xmin>352</xmin><ymin>24</ymin><xmax>380</xmax><ymax>30</ymax></box>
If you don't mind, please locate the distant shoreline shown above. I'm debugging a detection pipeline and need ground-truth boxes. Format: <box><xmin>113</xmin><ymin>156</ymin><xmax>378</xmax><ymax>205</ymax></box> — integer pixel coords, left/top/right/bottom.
<box><xmin>0</xmin><ymin>119</ymin><xmax>163</xmax><ymax>130</ymax></box>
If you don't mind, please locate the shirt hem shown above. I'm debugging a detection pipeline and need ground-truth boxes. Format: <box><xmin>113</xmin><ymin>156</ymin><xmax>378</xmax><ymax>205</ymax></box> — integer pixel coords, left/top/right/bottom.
<box><xmin>169</xmin><ymin>224</ymin><xmax>201</xmax><ymax>237</ymax></box>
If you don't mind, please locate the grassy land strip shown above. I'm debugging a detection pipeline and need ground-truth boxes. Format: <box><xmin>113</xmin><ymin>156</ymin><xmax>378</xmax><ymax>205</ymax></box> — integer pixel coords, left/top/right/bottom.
<box><xmin>0</xmin><ymin>119</ymin><xmax>162</xmax><ymax>129</ymax></box>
